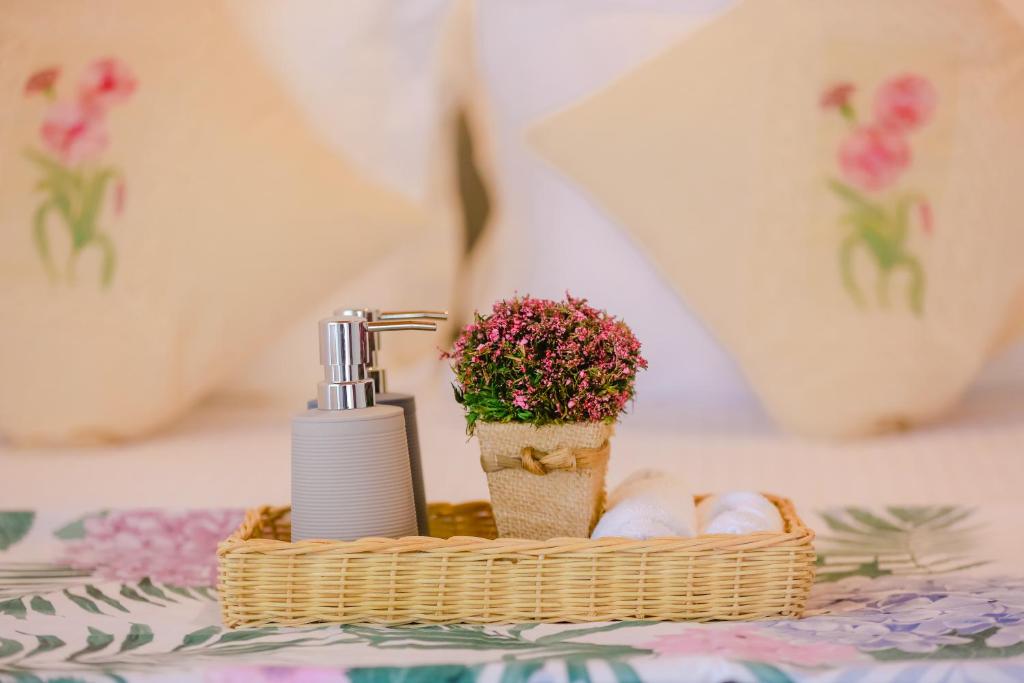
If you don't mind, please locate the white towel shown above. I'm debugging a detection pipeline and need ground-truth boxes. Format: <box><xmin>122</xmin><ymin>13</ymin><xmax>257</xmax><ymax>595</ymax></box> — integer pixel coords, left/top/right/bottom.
<box><xmin>697</xmin><ymin>491</ymin><xmax>784</xmax><ymax>535</ymax></box>
<box><xmin>591</xmin><ymin>469</ymin><xmax>697</xmax><ymax>540</ymax></box>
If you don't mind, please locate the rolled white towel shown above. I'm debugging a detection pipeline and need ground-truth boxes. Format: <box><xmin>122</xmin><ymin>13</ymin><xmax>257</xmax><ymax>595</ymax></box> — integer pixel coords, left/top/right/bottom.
<box><xmin>591</xmin><ymin>470</ymin><xmax>697</xmax><ymax>540</ymax></box>
<box><xmin>591</xmin><ymin>508</ymin><xmax>676</xmax><ymax>540</ymax></box>
<box><xmin>697</xmin><ymin>491</ymin><xmax>784</xmax><ymax>535</ymax></box>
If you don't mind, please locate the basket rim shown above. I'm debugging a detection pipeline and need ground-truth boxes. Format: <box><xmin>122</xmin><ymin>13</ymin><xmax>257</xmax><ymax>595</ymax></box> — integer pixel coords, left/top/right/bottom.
<box><xmin>218</xmin><ymin>494</ymin><xmax>814</xmax><ymax>557</ymax></box>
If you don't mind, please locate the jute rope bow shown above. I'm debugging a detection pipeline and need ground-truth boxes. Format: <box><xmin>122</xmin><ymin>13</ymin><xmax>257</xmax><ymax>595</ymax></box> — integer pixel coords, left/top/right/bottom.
<box><xmin>480</xmin><ymin>440</ymin><xmax>610</xmax><ymax>475</ymax></box>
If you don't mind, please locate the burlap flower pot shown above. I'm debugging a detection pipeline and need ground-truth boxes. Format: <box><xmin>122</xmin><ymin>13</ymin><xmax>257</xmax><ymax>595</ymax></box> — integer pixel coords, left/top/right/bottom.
<box><xmin>476</xmin><ymin>421</ymin><xmax>613</xmax><ymax>540</ymax></box>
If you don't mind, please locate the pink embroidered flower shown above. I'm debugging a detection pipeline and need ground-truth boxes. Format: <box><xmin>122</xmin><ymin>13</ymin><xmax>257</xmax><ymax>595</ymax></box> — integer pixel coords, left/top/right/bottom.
<box><xmin>61</xmin><ymin>509</ymin><xmax>243</xmax><ymax>586</ymax></box>
<box><xmin>647</xmin><ymin>627</ymin><xmax>862</xmax><ymax>667</ymax></box>
<box><xmin>24</xmin><ymin>67</ymin><xmax>60</xmax><ymax>96</ymax></box>
<box><xmin>114</xmin><ymin>179</ymin><xmax>127</xmax><ymax>216</ymax></box>
<box><xmin>838</xmin><ymin>125</ymin><xmax>910</xmax><ymax>192</ymax></box>
<box><xmin>820</xmin><ymin>82</ymin><xmax>855</xmax><ymax>111</ymax></box>
<box><xmin>918</xmin><ymin>200</ymin><xmax>934</xmax><ymax>236</ymax></box>
<box><xmin>40</xmin><ymin>102</ymin><xmax>108</xmax><ymax>165</ymax></box>
<box><xmin>79</xmin><ymin>57</ymin><xmax>137</xmax><ymax>111</ymax></box>
<box><xmin>874</xmin><ymin>74</ymin><xmax>937</xmax><ymax>134</ymax></box>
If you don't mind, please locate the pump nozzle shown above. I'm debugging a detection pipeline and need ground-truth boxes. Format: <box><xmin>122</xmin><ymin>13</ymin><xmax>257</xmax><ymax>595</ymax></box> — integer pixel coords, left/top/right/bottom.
<box><xmin>332</xmin><ymin>308</ymin><xmax>447</xmax><ymax>393</ymax></box>
<box><xmin>317</xmin><ymin>316</ymin><xmax>439</xmax><ymax>411</ymax></box>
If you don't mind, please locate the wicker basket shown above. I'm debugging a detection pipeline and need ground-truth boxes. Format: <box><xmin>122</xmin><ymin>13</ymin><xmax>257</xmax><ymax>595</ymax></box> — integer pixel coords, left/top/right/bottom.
<box><xmin>476</xmin><ymin>421</ymin><xmax>612</xmax><ymax>540</ymax></box>
<box><xmin>218</xmin><ymin>496</ymin><xmax>815</xmax><ymax>628</ymax></box>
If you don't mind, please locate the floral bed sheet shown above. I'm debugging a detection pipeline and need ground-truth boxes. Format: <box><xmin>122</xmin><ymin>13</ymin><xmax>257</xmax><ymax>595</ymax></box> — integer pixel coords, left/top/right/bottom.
<box><xmin>1</xmin><ymin>503</ymin><xmax>1022</xmax><ymax>683</ymax></box>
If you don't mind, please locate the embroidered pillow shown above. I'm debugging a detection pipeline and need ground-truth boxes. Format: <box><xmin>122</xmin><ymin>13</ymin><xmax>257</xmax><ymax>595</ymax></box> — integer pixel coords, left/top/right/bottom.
<box><xmin>0</xmin><ymin>1</ymin><xmax>432</xmax><ymax>443</ymax></box>
<box><xmin>531</xmin><ymin>0</ymin><xmax>1024</xmax><ymax>436</ymax></box>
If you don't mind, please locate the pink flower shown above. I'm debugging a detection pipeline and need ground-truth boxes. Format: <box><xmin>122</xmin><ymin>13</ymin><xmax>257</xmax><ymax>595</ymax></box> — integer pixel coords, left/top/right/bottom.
<box><xmin>79</xmin><ymin>57</ymin><xmax>137</xmax><ymax>111</ymax></box>
<box><xmin>114</xmin><ymin>179</ymin><xmax>126</xmax><ymax>216</ymax></box>
<box><xmin>918</xmin><ymin>200</ymin><xmax>933</xmax><ymax>235</ymax></box>
<box><xmin>820</xmin><ymin>82</ymin><xmax>855</xmax><ymax>110</ymax></box>
<box><xmin>874</xmin><ymin>74</ymin><xmax>936</xmax><ymax>134</ymax></box>
<box><xmin>61</xmin><ymin>509</ymin><xmax>243</xmax><ymax>586</ymax></box>
<box><xmin>205</xmin><ymin>667</ymin><xmax>347</xmax><ymax>683</ymax></box>
<box><xmin>647</xmin><ymin>627</ymin><xmax>862</xmax><ymax>667</ymax></box>
<box><xmin>40</xmin><ymin>102</ymin><xmax>108</xmax><ymax>164</ymax></box>
<box><xmin>24</xmin><ymin>67</ymin><xmax>60</xmax><ymax>96</ymax></box>
<box><xmin>838</xmin><ymin>125</ymin><xmax>910</xmax><ymax>192</ymax></box>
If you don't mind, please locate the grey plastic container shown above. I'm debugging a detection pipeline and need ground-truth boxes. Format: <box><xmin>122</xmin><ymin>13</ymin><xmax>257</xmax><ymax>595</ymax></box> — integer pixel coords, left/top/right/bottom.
<box><xmin>291</xmin><ymin>404</ymin><xmax>417</xmax><ymax>542</ymax></box>
<box><xmin>306</xmin><ymin>393</ymin><xmax>427</xmax><ymax>535</ymax></box>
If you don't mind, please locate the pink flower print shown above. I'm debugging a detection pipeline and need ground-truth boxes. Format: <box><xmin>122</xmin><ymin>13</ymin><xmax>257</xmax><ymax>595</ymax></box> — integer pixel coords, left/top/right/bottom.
<box><xmin>205</xmin><ymin>667</ymin><xmax>348</xmax><ymax>683</ymax></box>
<box><xmin>647</xmin><ymin>627</ymin><xmax>862</xmax><ymax>667</ymax></box>
<box><xmin>874</xmin><ymin>74</ymin><xmax>937</xmax><ymax>134</ymax></box>
<box><xmin>820</xmin><ymin>82</ymin><xmax>855</xmax><ymax>110</ymax></box>
<box><xmin>61</xmin><ymin>509</ymin><xmax>243</xmax><ymax>586</ymax></box>
<box><xmin>79</xmin><ymin>57</ymin><xmax>137</xmax><ymax>111</ymax></box>
<box><xmin>40</xmin><ymin>102</ymin><xmax>108</xmax><ymax>165</ymax></box>
<box><xmin>918</xmin><ymin>200</ymin><xmax>934</xmax><ymax>236</ymax></box>
<box><xmin>838</xmin><ymin>125</ymin><xmax>910</xmax><ymax>192</ymax></box>
<box><xmin>114</xmin><ymin>179</ymin><xmax>126</xmax><ymax>216</ymax></box>
<box><xmin>24</xmin><ymin>67</ymin><xmax>60</xmax><ymax>97</ymax></box>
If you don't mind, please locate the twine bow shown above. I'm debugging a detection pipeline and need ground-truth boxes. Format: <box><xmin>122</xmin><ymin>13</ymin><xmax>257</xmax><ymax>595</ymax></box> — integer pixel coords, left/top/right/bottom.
<box><xmin>480</xmin><ymin>441</ymin><xmax>610</xmax><ymax>475</ymax></box>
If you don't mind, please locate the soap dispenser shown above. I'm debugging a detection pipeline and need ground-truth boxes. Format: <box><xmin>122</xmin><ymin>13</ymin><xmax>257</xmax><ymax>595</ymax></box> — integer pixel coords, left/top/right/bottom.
<box><xmin>334</xmin><ymin>308</ymin><xmax>447</xmax><ymax>536</ymax></box>
<box><xmin>291</xmin><ymin>315</ymin><xmax>436</xmax><ymax>542</ymax></box>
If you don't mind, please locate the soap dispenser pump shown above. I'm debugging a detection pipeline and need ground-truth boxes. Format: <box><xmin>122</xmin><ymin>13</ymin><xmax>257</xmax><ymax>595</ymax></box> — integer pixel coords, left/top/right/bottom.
<box><xmin>334</xmin><ymin>308</ymin><xmax>448</xmax><ymax>536</ymax></box>
<box><xmin>291</xmin><ymin>315</ymin><xmax>436</xmax><ymax>542</ymax></box>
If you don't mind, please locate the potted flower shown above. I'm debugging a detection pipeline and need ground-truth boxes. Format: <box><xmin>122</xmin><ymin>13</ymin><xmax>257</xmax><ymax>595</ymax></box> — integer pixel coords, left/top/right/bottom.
<box><xmin>445</xmin><ymin>295</ymin><xmax>647</xmax><ymax>539</ymax></box>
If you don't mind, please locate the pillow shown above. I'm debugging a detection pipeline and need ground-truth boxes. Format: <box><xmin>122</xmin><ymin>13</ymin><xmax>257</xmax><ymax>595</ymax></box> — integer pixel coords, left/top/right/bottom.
<box><xmin>530</xmin><ymin>0</ymin><xmax>1024</xmax><ymax>436</ymax></box>
<box><xmin>0</xmin><ymin>1</ymin><xmax>434</xmax><ymax>444</ymax></box>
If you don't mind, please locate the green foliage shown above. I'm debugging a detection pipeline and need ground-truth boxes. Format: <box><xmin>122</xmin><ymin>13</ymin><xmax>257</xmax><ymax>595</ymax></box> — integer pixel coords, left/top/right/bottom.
<box><xmin>0</xmin><ymin>513</ymin><xmax>35</xmax><ymax>551</ymax></box>
<box><xmin>830</xmin><ymin>179</ymin><xmax>926</xmax><ymax>315</ymax></box>
<box><xmin>24</xmin><ymin>149</ymin><xmax>121</xmax><ymax>289</ymax></box>
<box><xmin>816</xmin><ymin>505</ymin><xmax>987</xmax><ymax>581</ymax></box>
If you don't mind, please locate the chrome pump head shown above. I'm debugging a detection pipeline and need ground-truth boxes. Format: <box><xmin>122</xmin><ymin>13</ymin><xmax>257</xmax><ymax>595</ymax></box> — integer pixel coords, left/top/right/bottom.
<box><xmin>333</xmin><ymin>308</ymin><xmax>449</xmax><ymax>393</ymax></box>
<box><xmin>317</xmin><ymin>316</ymin><xmax>437</xmax><ymax>410</ymax></box>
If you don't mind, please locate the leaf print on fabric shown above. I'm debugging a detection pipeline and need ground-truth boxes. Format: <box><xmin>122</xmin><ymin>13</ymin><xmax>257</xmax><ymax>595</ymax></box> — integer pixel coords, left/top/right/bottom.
<box><xmin>0</xmin><ymin>513</ymin><xmax>35</xmax><ymax>552</ymax></box>
<box><xmin>742</xmin><ymin>661</ymin><xmax>797</xmax><ymax>683</ymax></box>
<box><xmin>173</xmin><ymin>626</ymin><xmax>220</xmax><ymax>651</ymax></box>
<box><xmin>816</xmin><ymin>505</ymin><xmax>986</xmax><ymax>581</ymax></box>
<box><xmin>0</xmin><ymin>637</ymin><xmax>24</xmax><ymax>659</ymax></box>
<box><xmin>339</xmin><ymin>622</ymin><xmax>653</xmax><ymax>661</ymax></box>
<box><xmin>29</xmin><ymin>596</ymin><xmax>55</xmax><ymax>616</ymax></box>
<box><xmin>68</xmin><ymin>627</ymin><xmax>114</xmax><ymax>660</ymax></box>
<box><xmin>53</xmin><ymin>512</ymin><xmax>108</xmax><ymax>541</ymax></box>
<box><xmin>821</xmin><ymin>74</ymin><xmax>936</xmax><ymax>316</ymax></box>
<box><xmin>0</xmin><ymin>597</ymin><xmax>27</xmax><ymax>620</ymax></box>
<box><xmin>117</xmin><ymin>623</ymin><xmax>153</xmax><ymax>654</ymax></box>
<box><xmin>62</xmin><ymin>589</ymin><xmax>101</xmax><ymax>616</ymax></box>
<box><xmin>84</xmin><ymin>585</ymin><xmax>128</xmax><ymax>613</ymax></box>
<box><xmin>24</xmin><ymin>634</ymin><xmax>65</xmax><ymax>660</ymax></box>
<box><xmin>346</xmin><ymin>664</ymin><xmax>477</xmax><ymax>683</ymax></box>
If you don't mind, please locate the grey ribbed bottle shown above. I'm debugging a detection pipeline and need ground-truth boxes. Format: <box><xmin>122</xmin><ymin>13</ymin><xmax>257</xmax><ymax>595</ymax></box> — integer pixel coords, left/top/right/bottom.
<box><xmin>291</xmin><ymin>406</ymin><xmax>416</xmax><ymax>541</ymax></box>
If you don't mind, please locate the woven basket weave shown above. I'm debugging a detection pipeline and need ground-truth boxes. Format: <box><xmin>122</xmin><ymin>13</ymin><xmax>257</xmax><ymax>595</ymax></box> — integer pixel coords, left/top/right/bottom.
<box><xmin>476</xmin><ymin>421</ymin><xmax>612</xmax><ymax>540</ymax></box>
<box><xmin>218</xmin><ymin>497</ymin><xmax>815</xmax><ymax>628</ymax></box>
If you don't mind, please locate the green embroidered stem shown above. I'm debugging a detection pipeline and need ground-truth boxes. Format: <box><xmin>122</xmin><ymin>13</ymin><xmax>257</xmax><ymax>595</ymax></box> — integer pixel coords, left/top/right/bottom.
<box><xmin>839</xmin><ymin>233</ymin><xmax>865</xmax><ymax>308</ymax></box>
<box><xmin>32</xmin><ymin>202</ymin><xmax>58</xmax><ymax>283</ymax></box>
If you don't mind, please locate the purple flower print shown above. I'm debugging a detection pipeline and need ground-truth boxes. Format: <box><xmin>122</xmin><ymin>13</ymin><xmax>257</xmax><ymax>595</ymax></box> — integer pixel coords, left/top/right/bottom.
<box><xmin>61</xmin><ymin>509</ymin><xmax>243</xmax><ymax>586</ymax></box>
<box><xmin>767</xmin><ymin>575</ymin><xmax>1024</xmax><ymax>655</ymax></box>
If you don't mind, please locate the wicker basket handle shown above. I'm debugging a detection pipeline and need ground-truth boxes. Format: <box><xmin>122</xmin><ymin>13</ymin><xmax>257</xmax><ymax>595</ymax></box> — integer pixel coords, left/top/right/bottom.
<box><xmin>480</xmin><ymin>440</ymin><xmax>610</xmax><ymax>475</ymax></box>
